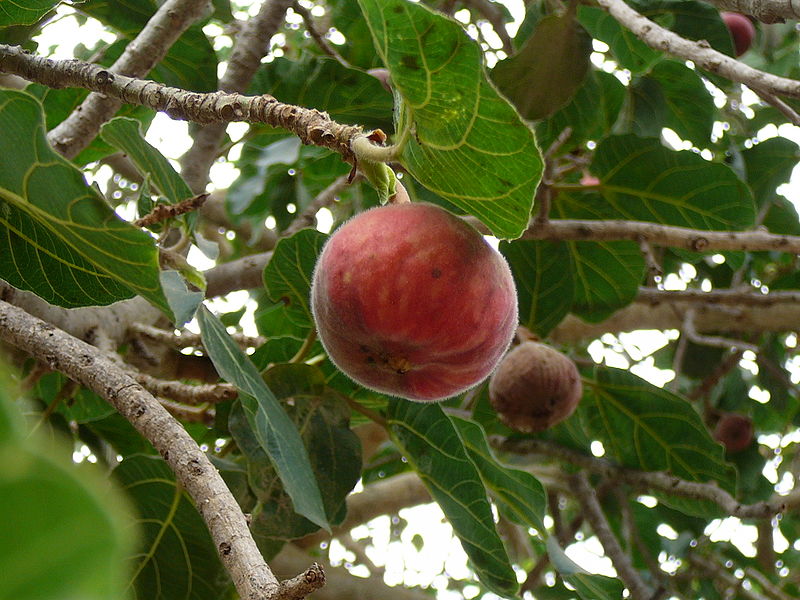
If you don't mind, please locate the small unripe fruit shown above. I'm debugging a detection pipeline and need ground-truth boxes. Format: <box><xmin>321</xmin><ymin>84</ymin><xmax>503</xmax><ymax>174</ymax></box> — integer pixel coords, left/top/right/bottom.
<box><xmin>721</xmin><ymin>12</ymin><xmax>755</xmax><ymax>56</ymax></box>
<box><xmin>489</xmin><ymin>342</ymin><xmax>582</xmax><ymax>433</ymax></box>
<box><xmin>713</xmin><ymin>412</ymin><xmax>753</xmax><ymax>453</ymax></box>
<box><xmin>311</xmin><ymin>202</ymin><xmax>518</xmax><ymax>402</ymax></box>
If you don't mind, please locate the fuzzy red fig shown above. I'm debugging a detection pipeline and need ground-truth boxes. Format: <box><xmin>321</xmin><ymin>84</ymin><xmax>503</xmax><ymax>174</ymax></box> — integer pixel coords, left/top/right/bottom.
<box><xmin>713</xmin><ymin>412</ymin><xmax>754</xmax><ymax>453</ymax></box>
<box><xmin>721</xmin><ymin>12</ymin><xmax>755</xmax><ymax>56</ymax></box>
<box><xmin>311</xmin><ymin>202</ymin><xmax>518</xmax><ymax>402</ymax></box>
<box><xmin>489</xmin><ymin>342</ymin><xmax>582</xmax><ymax>433</ymax></box>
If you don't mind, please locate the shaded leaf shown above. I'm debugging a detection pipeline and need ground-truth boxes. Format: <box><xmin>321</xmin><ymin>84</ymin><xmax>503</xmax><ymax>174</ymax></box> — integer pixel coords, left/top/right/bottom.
<box><xmin>0</xmin><ymin>89</ymin><xmax>168</xmax><ymax>312</ymax></box>
<box><xmin>262</xmin><ymin>228</ymin><xmax>327</xmax><ymax>328</ymax></box>
<box><xmin>740</xmin><ymin>136</ymin><xmax>800</xmax><ymax>209</ymax></box>
<box><xmin>358</xmin><ymin>0</ymin><xmax>542</xmax><ymax>239</ymax></box>
<box><xmin>115</xmin><ymin>455</ymin><xmax>229</xmax><ymax>599</ymax></box>
<box><xmin>387</xmin><ymin>399</ymin><xmax>519</xmax><ymax>598</ymax></box>
<box><xmin>197</xmin><ymin>306</ymin><xmax>328</xmax><ymax>530</ymax></box>
<box><xmin>492</xmin><ymin>10</ymin><xmax>591</xmax><ymax>120</ymax></box>
<box><xmin>547</xmin><ymin>537</ymin><xmax>625</xmax><ymax>599</ymax></box>
<box><xmin>451</xmin><ymin>416</ymin><xmax>547</xmax><ymax>532</ymax></box>
<box><xmin>628</xmin><ymin>60</ymin><xmax>715</xmax><ymax>145</ymax></box>
<box><xmin>585</xmin><ymin>367</ymin><xmax>737</xmax><ymax>516</ymax></box>
<box><xmin>500</xmin><ymin>239</ymin><xmax>574</xmax><ymax>336</ymax></box>
<box><xmin>0</xmin><ymin>374</ymin><xmax>134</xmax><ymax>600</ymax></box>
<box><xmin>230</xmin><ymin>364</ymin><xmax>361</xmax><ymax>546</ymax></box>
<box><xmin>536</xmin><ymin>69</ymin><xmax>626</xmax><ymax>152</ymax></box>
<box><xmin>578</xmin><ymin>6</ymin><xmax>661</xmax><ymax>73</ymax></box>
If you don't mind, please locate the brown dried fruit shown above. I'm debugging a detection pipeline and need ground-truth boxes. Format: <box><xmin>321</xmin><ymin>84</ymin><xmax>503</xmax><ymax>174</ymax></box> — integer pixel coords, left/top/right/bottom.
<box><xmin>713</xmin><ymin>412</ymin><xmax>753</xmax><ymax>453</ymax></box>
<box><xmin>489</xmin><ymin>341</ymin><xmax>582</xmax><ymax>433</ymax></box>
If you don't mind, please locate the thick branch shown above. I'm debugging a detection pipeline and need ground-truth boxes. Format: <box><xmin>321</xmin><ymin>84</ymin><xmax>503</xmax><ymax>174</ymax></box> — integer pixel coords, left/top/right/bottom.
<box><xmin>181</xmin><ymin>0</ymin><xmax>294</xmax><ymax>193</ymax></box>
<box><xmin>0</xmin><ymin>44</ymin><xmax>361</xmax><ymax>163</ymax></box>
<box><xmin>702</xmin><ymin>0</ymin><xmax>800</xmax><ymax>23</ymax></box>
<box><xmin>46</xmin><ymin>0</ymin><xmax>210</xmax><ymax>158</ymax></box>
<box><xmin>597</xmin><ymin>0</ymin><xmax>800</xmax><ymax>98</ymax></box>
<box><xmin>0</xmin><ymin>299</ymin><xmax>322</xmax><ymax>600</ymax></box>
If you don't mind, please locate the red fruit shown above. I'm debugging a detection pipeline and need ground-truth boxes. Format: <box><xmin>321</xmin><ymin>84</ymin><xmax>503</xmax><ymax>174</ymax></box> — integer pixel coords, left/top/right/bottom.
<box><xmin>311</xmin><ymin>202</ymin><xmax>518</xmax><ymax>402</ymax></box>
<box><xmin>489</xmin><ymin>342</ymin><xmax>582</xmax><ymax>433</ymax></box>
<box><xmin>721</xmin><ymin>12</ymin><xmax>755</xmax><ymax>56</ymax></box>
<box><xmin>713</xmin><ymin>412</ymin><xmax>754</xmax><ymax>453</ymax></box>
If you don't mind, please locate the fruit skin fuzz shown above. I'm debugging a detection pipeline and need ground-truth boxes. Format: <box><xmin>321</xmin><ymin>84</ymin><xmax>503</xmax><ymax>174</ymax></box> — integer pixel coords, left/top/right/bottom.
<box><xmin>489</xmin><ymin>341</ymin><xmax>583</xmax><ymax>433</ymax></box>
<box><xmin>311</xmin><ymin>202</ymin><xmax>518</xmax><ymax>402</ymax></box>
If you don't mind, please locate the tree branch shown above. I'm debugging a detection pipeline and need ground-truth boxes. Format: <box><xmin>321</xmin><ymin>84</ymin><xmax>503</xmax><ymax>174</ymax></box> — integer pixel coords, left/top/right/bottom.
<box><xmin>571</xmin><ymin>472</ymin><xmax>654</xmax><ymax>599</ymax></box>
<box><xmin>0</xmin><ymin>299</ymin><xmax>323</xmax><ymax>600</ymax></box>
<box><xmin>181</xmin><ymin>0</ymin><xmax>294</xmax><ymax>193</ymax></box>
<box><xmin>596</xmin><ymin>0</ymin><xmax>800</xmax><ymax>99</ymax></box>
<box><xmin>497</xmin><ymin>437</ymin><xmax>784</xmax><ymax>519</ymax></box>
<box><xmin>0</xmin><ymin>44</ymin><xmax>362</xmax><ymax>163</ymax></box>
<box><xmin>46</xmin><ymin>0</ymin><xmax>211</xmax><ymax>158</ymax></box>
<box><xmin>702</xmin><ymin>0</ymin><xmax>800</xmax><ymax>24</ymax></box>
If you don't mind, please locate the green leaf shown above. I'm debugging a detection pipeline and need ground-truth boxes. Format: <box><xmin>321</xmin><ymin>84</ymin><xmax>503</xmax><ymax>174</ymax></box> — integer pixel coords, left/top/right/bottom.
<box><xmin>387</xmin><ymin>399</ymin><xmax>519</xmax><ymax>598</ymax></box>
<box><xmin>546</xmin><ymin>537</ymin><xmax>625</xmax><ymax>600</ymax></box>
<box><xmin>0</xmin><ymin>0</ymin><xmax>57</xmax><ymax>26</ymax></box>
<box><xmin>249</xmin><ymin>56</ymin><xmax>394</xmax><ymax>132</ymax></box>
<box><xmin>492</xmin><ymin>10</ymin><xmax>591</xmax><ymax>120</ymax></box>
<box><xmin>115</xmin><ymin>455</ymin><xmax>229</xmax><ymax>599</ymax></box>
<box><xmin>78</xmin><ymin>0</ymin><xmax>217</xmax><ymax>92</ymax></box>
<box><xmin>500</xmin><ymin>239</ymin><xmax>575</xmax><ymax>336</ymax></box>
<box><xmin>100</xmin><ymin>117</ymin><xmax>194</xmax><ymax>204</ymax></box>
<box><xmin>159</xmin><ymin>270</ymin><xmax>204</xmax><ymax>325</ymax></box>
<box><xmin>536</xmin><ymin>69</ymin><xmax>626</xmax><ymax>152</ymax></box>
<box><xmin>578</xmin><ymin>6</ymin><xmax>661</xmax><ymax>73</ymax></box>
<box><xmin>741</xmin><ymin>136</ymin><xmax>800</xmax><ymax>208</ymax></box>
<box><xmin>450</xmin><ymin>416</ymin><xmax>547</xmax><ymax>532</ymax></box>
<box><xmin>230</xmin><ymin>364</ymin><xmax>361</xmax><ymax>545</ymax></box>
<box><xmin>0</xmin><ymin>89</ymin><xmax>169</xmax><ymax>312</ymax></box>
<box><xmin>358</xmin><ymin>0</ymin><xmax>542</xmax><ymax>240</ymax></box>
<box><xmin>262</xmin><ymin>228</ymin><xmax>327</xmax><ymax>329</ymax></box>
<box><xmin>197</xmin><ymin>306</ymin><xmax>329</xmax><ymax>531</ymax></box>
<box><xmin>0</xmin><ymin>372</ymin><xmax>134</xmax><ymax>600</ymax></box>
<box><xmin>590</xmin><ymin>135</ymin><xmax>756</xmax><ymax>230</ymax></box>
<box><xmin>585</xmin><ymin>367</ymin><xmax>737</xmax><ymax>516</ymax></box>
<box><xmin>627</xmin><ymin>60</ymin><xmax>715</xmax><ymax>146</ymax></box>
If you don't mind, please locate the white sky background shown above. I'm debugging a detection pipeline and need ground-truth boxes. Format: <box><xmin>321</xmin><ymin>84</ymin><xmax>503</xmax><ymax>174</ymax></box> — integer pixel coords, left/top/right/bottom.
<box><xmin>31</xmin><ymin>1</ymin><xmax>800</xmax><ymax>598</ymax></box>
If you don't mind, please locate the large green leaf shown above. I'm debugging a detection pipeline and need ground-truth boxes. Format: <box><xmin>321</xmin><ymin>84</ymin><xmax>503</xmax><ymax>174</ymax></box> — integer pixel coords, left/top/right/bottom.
<box><xmin>115</xmin><ymin>455</ymin><xmax>229</xmax><ymax>599</ymax></box>
<box><xmin>230</xmin><ymin>364</ymin><xmax>361</xmax><ymax>547</ymax></box>
<box><xmin>590</xmin><ymin>135</ymin><xmax>756</xmax><ymax>230</ymax></box>
<box><xmin>0</xmin><ymin>89</ymin><xmax>168</xmax><ymax>312</ymax></box>
<box><xmin>100</xmin><ymin>117</ymin><xmax>193</xmax><ymax>204</ymax></box>
<box><xmin>197</xmin><ymin>306</ymin><xmax>329</xmax><ymax>531</ymax></box>
<box><xmin>741</xmin><ymin>136</ymin><xmax>800</xmax><ymax>208</ymax></box>
<box><xmin>0</xmin><ymin>371</ymin><xmax>134</xmax><ymax>600</ymax></box>
<box><xmin>627</xmin><ymin>60</ymin><xmax>715</xmax><ymax>146</ymax></box>
<box><xmin>262</xmin><ymin>228</ymin><xmax>326</xmax><ymax>329</ymax></box>
<box><xmin>584</xmin><ymin>367</ymin><xmax>737</xmax><ymax>515</ymax></box>
<box><xmin>77</xmin><ymin>0</ymin><xmax>217</xmax><ymax>92</ymax></box>
<box><xmin>249</xmin><ymin>56</ymin><xmax>394</xmax><ymax>132</ymax></box>
<box><xmin>358</xmin><ymin>0</ymin><xmax>542</xmax><ymax>239</ymax></box>
<box><xmin>500</xmin><ymin>239</ymin><xmax>575</xmax><ymax>336</ymax></box>
<box><xmin>492</xmin><ymin>10</ymin><xmax>591</xmax><ymax>121</ymax></box>
<box><xmin>578</xmin><ymin>6</ymin><xmax>661</xmax><ymax>73</ymax></box>
<box><xmin>387</xmin><ymin>399</ymin><xmax>519</xmax><ymax>598</ymax></box>
<box><xmin>451</xmin><ymin>416</ymin><xmax>547</xmax><ymax>532</ymax></box>
<box><xmin>0</xmin><ymin>0</ymin><xmax>57</xmax><ymax>26</ymax></box>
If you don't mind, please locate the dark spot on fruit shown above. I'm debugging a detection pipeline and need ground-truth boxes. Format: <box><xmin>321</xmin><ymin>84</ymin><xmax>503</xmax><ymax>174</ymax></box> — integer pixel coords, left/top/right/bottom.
<box><xmin>431</xmin><ymin>268</ymin><xmax>442</xmax><ymax>279</ymax></box>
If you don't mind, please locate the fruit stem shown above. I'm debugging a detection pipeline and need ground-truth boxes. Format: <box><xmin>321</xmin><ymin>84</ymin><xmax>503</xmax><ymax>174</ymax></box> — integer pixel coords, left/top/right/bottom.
<box><xmin>351</xmin><ymin>134</ymin><xmax>401</xmax><ymax>163</ymax></box>
<box><xmin>290</xmin><ymin>327</ymin><xmax>318</xmax><ymax>364</ymax></box>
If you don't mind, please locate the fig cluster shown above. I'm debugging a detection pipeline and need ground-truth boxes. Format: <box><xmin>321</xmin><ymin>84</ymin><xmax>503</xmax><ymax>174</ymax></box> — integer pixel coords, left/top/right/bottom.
<box><xmin>489</xmin><ymin>341</ymin><xmax>582</xmax><ymax>433</ymax></box>
<box><xmin>311</xmin><ymin>202</ymin><xmax>518</xmax><ymax>402</ymax></box>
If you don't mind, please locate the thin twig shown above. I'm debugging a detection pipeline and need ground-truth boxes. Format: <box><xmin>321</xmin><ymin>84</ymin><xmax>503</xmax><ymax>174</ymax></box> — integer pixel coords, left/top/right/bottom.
<box><xmin>134</xmin><ymin>194</ymin><xmax>208</xmax><ymax>228</ymax></box>
<box><xmin>283</xmin><ymin>174</ymin><xmax>355</xmax><ymax>237</ymax></box>
<box><xmin>684</xmin><ymin>308</ymin><xmax>760</xmax><ymax>353</ymax></box>
<box><xmin>292</xmin><ymin>1</ymin><xmax>352</xmax><ymax>68</ymax></box>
